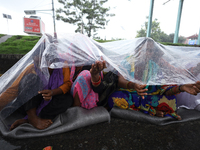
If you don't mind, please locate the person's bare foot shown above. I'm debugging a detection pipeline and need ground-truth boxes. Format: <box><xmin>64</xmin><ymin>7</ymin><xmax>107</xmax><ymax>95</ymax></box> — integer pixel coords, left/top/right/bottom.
<box><xmin>156</xmin><ymin>110</ymin><xmax>165</xmax><ymax>117</ymax></box>
<box><xmin>175</xmin><ymin>114</ymin><xmax>182</xmax><ymax>120</ymax></box>
<box><xmin>28</xmin><ymin>116</ymin><xmax>53</xmax><ymax>130</ymax></box>
<box><xmin>10</xmin><ymin>119</ymin><xmax>28</xmax><ymax>130</ymax></box>
<box><xmin>156</xmin><ymin>110</ymin><xmax>182</xmax><ymax>120</ymax></box>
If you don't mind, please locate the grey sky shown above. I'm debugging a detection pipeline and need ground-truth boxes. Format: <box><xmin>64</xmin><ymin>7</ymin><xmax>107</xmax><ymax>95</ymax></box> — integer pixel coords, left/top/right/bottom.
<box><xmin>0</xmin><ymin>0</ymin><xmax>200</xmax><ymax>39</ymax></box>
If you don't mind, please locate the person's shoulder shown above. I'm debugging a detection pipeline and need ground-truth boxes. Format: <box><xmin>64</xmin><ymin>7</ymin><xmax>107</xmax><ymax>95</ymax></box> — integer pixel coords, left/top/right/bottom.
<box><xmin>24</xmin><ymin>63</ymin><xmax>35</xmax><ymax>71</ymax></box>
<box><xmin>28</xmin><ymin>63</ymin><xmax>34</xmax><ymax>68</ymax></box>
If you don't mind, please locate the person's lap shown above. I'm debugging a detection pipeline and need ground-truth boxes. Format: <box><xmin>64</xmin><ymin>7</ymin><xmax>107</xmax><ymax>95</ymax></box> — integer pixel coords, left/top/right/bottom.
<box><xmin>9</xmin><ymin>92</ymin><xmax>73</xmax><ymax>130</ymax></box>
<box><xmin>108</xmin><ymin>90</ymin><xmax>180</xmax><ymax>119</ymax></box>
<box><xmin>71</xmin><ymin>70</ymin><xmax>99</xmax><ymax>109</ymax></box>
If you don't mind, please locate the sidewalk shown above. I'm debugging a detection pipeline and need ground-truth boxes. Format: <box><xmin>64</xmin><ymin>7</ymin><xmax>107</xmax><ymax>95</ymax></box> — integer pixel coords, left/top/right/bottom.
<box><xmin>0</xmin><ymin>35</ymin><xmax>12</xmax><ymax>44</ymax></box>
<box><xmin>1</xmin><ymin>117</ymin><xmax>200</xmax><ymax>150</ymax></box>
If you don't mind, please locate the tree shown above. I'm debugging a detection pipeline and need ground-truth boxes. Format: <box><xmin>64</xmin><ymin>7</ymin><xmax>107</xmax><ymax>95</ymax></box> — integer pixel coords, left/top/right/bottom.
<box><xmin>168</xmin><ymin>33</ymin><xmax>186</xmax><ymax>43</ymax></box>
<box><xmin>178</xmin><ymin>36</ymin><xmax>186</xmax><ymax>43</ymax></box>
<box><xmin>159</xmin><ymin>31</ymin><xmax>170</xmax><ymax>42</ymax></box>
<box><xmin>168</xmin><ymin>33</ymin><xmax>174</xmax><ymax>43</ymax></box>
<box><xmin>56</xmin><ymin>0</ymin><xmax>115</xmax><ymax>37</ymax></box>
<box><xmin>136</xmin><ymin>17</ymin><xmax>186</xmax><ymax>43</ymax></box>
<box><xmin>136</xmin><ymin>17</ymin><xmax>162</xmax><ymax>42</ymax></box>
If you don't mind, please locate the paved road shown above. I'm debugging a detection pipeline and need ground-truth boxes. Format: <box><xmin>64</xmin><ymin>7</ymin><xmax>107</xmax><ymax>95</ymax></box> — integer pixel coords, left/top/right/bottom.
<box><xmin>0</xmin><ymin>35</ymin><xmax>12</xmax><ymax>44</ymax></box>
<box><xmin>1</xmin><ymin>118</ymin><xmax>200</xmax><ymax>150</ymax></box>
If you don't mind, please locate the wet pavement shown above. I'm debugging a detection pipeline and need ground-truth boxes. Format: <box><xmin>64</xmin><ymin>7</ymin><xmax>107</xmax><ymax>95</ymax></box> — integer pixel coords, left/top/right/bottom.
<box><xmin>1</xmin><ymin>117</ymin><xmax>200</xmax><ymax>150</ymax></box>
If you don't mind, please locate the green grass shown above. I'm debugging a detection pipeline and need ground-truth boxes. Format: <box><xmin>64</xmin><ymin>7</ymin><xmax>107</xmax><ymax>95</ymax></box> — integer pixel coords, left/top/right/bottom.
<box><xmin>0</xmin><ymin>35</ymin><xmax>41</xmax><ymax>54</ymax></box>
<box><xmin>0</xmin><ymin>34</ymin><xmax>6</xmax><ymax>38</ymax></box>
<box><xmin>0</xmin><ymin>35</ymin><xmax>199</xmax><ymax>55</ymax></box>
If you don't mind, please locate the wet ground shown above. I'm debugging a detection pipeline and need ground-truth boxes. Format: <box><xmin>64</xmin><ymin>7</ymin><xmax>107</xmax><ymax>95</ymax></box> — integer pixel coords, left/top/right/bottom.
<box><xmin>1</xmin><ymin>117</ymin><xmax>200</xmax><ymax>150</ymax></box>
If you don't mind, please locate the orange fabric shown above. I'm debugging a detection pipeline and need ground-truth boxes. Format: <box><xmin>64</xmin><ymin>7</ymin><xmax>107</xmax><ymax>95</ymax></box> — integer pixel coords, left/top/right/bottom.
<box><xmin>0</xmin><ymin>64</ymin><xmax>36</xmax><ymax>110</ymax></box>
<box><xmin>0</xmin><ymin>62</ymin><xmax>71</xmax><ymax>110</ymax></box>
<box><xmin>43</xmin><ymin>146</ymin><xmax>52</xmax><ymax>150</ymax></box>
<box><xmin>59</xmin><ymin>67</ymin><xmax>71</xmax><ymax>94</ymax></box>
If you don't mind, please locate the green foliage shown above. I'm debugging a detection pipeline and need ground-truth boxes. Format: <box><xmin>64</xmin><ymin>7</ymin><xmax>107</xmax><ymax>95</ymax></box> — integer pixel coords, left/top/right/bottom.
<box><xmin>136</xmin><ymin>17</ymin><xmax>186</xmax><ymax>43</ymax></box>
<box><xmin>136</xmin><ymin>17</ymin><xmax>162</xmax><ymax>39</ymax></box>
<box><xmin>95</xmin><ymin>39</ymin><xmax>116</xmax><ymax>43</ymax></box>
<box><xmin>0</xmin><ymin>34</ymin><xmax>6</xmax><ymax>38</ymax></box>
<box><xmin>56</xmin><ymin>0</ymin><xmax>115</xmax><ymax>37</ymax></box>
<box><xmin>0</xmin><ymin>35</ymin><xmax>40</xmax><ymax>54</ymax></box>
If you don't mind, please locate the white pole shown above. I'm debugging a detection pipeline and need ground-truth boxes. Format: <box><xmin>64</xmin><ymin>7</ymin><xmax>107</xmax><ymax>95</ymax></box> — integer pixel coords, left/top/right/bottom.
<box><xmin>52</xmin><ymin>0</ymin><xmax>56</xmax><ymax>38</ymax></box>
<box><xmin>6</xmin><ymin>15</ymin><xmax>9</xmax><ymax>34</ymax></box>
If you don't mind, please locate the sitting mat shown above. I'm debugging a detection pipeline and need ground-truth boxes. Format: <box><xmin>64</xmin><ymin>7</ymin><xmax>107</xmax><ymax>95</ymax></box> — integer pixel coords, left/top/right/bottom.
<box><xmin>0</xmin><ymin>106</ymin><xmax>110</xmax><ymax>139</ymax></box>
<box><xmin>110</xmin><ymin>107</ymin><xmax>200</xmax><ymax>125</ymax></box>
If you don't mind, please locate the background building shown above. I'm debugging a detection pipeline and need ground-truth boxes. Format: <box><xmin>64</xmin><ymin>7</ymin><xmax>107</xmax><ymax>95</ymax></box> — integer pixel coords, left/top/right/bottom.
<box><xmin>184</xmin><ymin>34</ymin><xmax>198</xmax><ymax>45</ymax></box>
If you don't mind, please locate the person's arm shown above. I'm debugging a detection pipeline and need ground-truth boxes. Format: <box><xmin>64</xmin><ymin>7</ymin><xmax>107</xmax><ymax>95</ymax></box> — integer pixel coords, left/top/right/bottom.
<box><xmin>90</xmin><ymin>61</ymin><xmax>106</xmax><ymax>83</ymax></box>
<box><xmin>117</xmin><ymin>74</ymin><xmax>148</xmax><ymax>99</ymax></box>
<box><xmin>90</xmin><ymin>60</ymin><xmax>106</xmax><ymax>93</ymax></box>
<box><xmin>165</xmin><ymin>81</ymin><xmax>200</xmax><ymax>96</ymax></box>
<box><xmin>90</xmin><ymin>60</ymin><xmax>106</xmax><ymax>84</ymax></box>
<box><xmin>38</xmin><ymin>67</ymin><xmax>72</xmax><ymax>101</ymax></box>
<box><xmin>38</xmin><ymin>88</ymin><xmax>63</xmax><ymax>101</ymax></box>
<box><xmin>59</xmin><ymin>67</ymin><xmax>72</xmax><ymax>94</ymax></box>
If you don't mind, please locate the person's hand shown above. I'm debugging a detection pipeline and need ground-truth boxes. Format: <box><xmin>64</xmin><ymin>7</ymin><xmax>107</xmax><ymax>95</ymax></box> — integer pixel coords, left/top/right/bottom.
<box><xmin>90</xmin><ymin>60</ymin><xmax>106</xmax><ymax>76</ymax></box>
<box><xmin>38</xmin><ymin>90</ymin><xmax>53</xmax><ymax>101</ymax></box>
<box><xmin>90</xmin><ymin>60</ymin><xmax>106</xmax><ymax>83</ymax></box>
<box><xmin>129</xmin><ymin>82</ymin><xmax>148</xmax><ymax>99</ymax></box>
<box><xmin>195</xmin><ymin>81</ymin><xmax>200</xmax><ymax>90</ymax></box>
<box><xmin>181</xmin><ymin>81</ymin><xmax>200</xmax><ymax>95</ymax></box>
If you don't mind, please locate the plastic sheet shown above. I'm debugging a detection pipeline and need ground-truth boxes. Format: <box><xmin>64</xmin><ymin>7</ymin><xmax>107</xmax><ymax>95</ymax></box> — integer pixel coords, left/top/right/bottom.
<box><xmin>0</xmin><ymin>33</ymin><xmax>200</xmax><ymax>120</ymax></box>
<box><xmin>50</xmin><ymin>33</ymin><xmax>200</xmax><ymax>85</ymax></box>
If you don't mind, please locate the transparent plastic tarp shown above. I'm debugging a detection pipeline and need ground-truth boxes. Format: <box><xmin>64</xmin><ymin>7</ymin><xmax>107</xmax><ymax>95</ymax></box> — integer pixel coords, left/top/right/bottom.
<box><xmin>0</xmin><ymin>33</ymin><xmax>200</xmax><ymax>120</ymax></box>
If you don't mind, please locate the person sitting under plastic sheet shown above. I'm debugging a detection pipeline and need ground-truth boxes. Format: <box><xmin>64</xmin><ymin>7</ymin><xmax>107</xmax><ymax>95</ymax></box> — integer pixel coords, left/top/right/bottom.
<box><xmin>9</xmin><ymin>53</ymin><xmax>72</xmax><ymax>130</ymax></box>
<box><xmin>70</xmin><ymin>61</ymin><xmax>104</xmax><ymax>109</ymax></box>
<box><xmin>0</xmin><ymin>45</ymin><xmax>73</xmax><ymax>130</ymax></box>
<box><xmin>0</xmin><ymin>34</ymin><xmax>53</xmax><ymax>112</ymax></box>
<box><xmin>71</xmin><ymin>60</ymin><xmax>143</xmax><ymax>110</ymax></box>
<box><xmin>89</xmin><ymin>61</ymin><xmax>200</xmax><ymax>120</ymax></box>
<box><xmin>0</xmin><ymin>40</ymin><xmax>47</xmax><ymax>114</ymax></box>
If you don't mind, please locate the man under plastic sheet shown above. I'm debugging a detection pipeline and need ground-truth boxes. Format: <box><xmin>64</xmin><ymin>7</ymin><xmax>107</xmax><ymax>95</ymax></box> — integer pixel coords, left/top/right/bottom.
<box><xmin>0</xmin><ymin>33</ymin><xmax>200</xmax><ymax>129</ymax></box>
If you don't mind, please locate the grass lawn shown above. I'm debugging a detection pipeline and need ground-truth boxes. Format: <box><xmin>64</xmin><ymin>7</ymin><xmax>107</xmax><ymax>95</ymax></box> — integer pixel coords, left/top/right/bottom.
<box><xmin>0</xmin><ymin>34</ymin><xmax>6</xmax><ymax>38</ymax></box>
<box><xmin>0</xmin><ymin>34</ymin><xmax>198</xmax><ymax>55</ymax></box>
<box><xmin>0</xmin><ymin>35</ymin><xmax>41</xmax><ymax>54</ymax></box>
